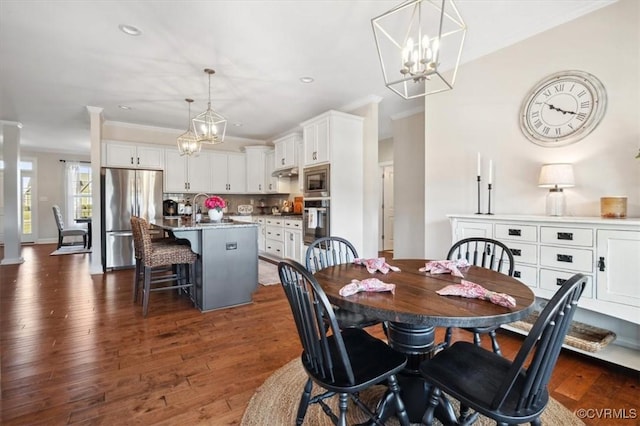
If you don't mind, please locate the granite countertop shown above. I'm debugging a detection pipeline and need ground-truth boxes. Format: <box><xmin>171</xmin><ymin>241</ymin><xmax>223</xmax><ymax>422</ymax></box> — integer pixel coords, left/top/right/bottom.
<box><xmin>152</xmin><ymin>217</ymin><xmax>259</xmax><ymax>231</ymax></box>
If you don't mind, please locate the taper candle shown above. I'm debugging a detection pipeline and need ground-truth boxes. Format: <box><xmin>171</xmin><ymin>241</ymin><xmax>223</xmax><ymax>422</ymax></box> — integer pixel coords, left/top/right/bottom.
<box><xmin>477</xmin><ymin>153</ymin><xmax>481</xmax><ymax>176</ymax></box>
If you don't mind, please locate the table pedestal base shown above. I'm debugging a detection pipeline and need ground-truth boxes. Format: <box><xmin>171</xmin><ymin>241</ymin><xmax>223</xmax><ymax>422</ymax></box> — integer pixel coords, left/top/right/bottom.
<box><xmin>369</xmin><ymin>322</ymin><xmax>459</xmax><ymax>425</ymax></box>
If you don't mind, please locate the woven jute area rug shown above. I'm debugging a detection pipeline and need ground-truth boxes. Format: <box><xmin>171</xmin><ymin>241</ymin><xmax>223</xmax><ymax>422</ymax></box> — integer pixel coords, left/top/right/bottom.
<box><xmin>241</xmin><ymin>358</ymin><xmax>584</xmax><ymax>426</ymax></box>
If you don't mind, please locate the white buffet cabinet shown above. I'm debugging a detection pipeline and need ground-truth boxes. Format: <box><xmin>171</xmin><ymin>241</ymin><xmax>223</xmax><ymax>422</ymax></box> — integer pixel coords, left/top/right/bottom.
<box><xmin>448</xmin><ymin>214</ymin><xmax>640</xmax><ymax>370</ymax></box>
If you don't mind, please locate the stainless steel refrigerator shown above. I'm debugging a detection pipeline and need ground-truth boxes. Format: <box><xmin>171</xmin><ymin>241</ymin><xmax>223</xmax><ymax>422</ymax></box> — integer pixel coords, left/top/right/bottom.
<box><xmin>101</xmin><ymin>168</ymin><xmax>163</xmax><ymax>269</ymax></box>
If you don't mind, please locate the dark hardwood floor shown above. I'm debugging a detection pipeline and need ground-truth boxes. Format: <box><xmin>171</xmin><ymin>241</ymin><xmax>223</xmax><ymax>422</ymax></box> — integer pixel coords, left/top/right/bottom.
<box><xmin>1</xmin><ymin>244</ymin><xmax>638</xmax><ymax>425</ymax></box>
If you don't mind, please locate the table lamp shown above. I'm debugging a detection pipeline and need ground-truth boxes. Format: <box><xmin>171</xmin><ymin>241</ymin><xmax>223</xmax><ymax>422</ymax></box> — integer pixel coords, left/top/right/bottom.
<box><xmin>538</xmin><ymin>164</ymin><xmax>575</xmax><ymax>216</ymax></box>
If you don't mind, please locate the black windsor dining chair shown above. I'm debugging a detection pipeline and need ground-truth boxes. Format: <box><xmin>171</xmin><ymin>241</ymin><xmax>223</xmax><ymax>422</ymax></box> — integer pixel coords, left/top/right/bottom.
<box><xmin>418</xmin><ymin>273</ymin><xmax>587</xmax><ymax>426</ymax></box>
<box><xmin>443</xmin><ymin>237</ymin><xmax>515</xmax><ymax>355</ymax></box>
<box><xmin>278</xmin><ymin>259</ymin><xmax>410</xmax><ymax>426</ymax></box>
<box><xmin>305</xmin><ymin>236</ymin><xmax>381</xmax><ymax>329</ymax></box>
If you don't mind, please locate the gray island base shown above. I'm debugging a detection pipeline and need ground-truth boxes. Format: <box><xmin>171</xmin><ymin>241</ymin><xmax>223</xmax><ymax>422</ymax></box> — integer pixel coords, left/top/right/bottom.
<box><xmin>152</xmin><ymin>218</ymin><xmax>259</xmax><ymax>312</ymax></box>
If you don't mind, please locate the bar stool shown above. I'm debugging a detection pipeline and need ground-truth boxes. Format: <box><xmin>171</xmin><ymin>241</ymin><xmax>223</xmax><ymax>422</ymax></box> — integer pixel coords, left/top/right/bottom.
<box><xmin>133</xmin><ymin>217</ymin><xmax>198</xmax><ymax>316</ymax></box>
<box><xmin>130</xmin><ymin>217</ymin><xmax>175</xmax><ymax>304</ymax></box>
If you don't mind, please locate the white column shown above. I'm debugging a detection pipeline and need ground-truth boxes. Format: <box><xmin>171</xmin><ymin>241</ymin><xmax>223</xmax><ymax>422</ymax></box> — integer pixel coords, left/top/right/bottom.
<box><xmin>1</xmin><ymin>121</ymin><xmax>25</xmax><ymax>265</ymax></box>
<box><xmin>86</xmin><ymin>106</ymin><xmax>104</xmax><ymax>275</ymax></box>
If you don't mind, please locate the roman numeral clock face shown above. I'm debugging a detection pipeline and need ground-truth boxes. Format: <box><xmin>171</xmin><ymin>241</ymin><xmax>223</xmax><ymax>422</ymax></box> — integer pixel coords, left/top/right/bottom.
<box><xmin>520</xmin><ymin>71</ymin><xmax>607</xmax><ymax>147</ymax></box>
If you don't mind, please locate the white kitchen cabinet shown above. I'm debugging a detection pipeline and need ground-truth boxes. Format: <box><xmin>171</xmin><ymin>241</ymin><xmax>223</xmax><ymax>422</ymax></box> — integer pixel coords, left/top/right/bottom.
<box><xmin>264</xmin><ymin>151</ymin><xmax>289</xmax><ymax>193</ymax></box>
<box><xmin>255</xmin><ymin>217</ymin><xmax>266</xmax><ymax>252</ymax></box>
<box><xmin>211</xmin><ymin>152</ymin><xmax>246</xmax><ymax>193</ymax></box>
<box><xmin>284</xmin><ymin>219</ymin><xmax>304</xmax><ymax>263</ymax></box>
<box><xmin>449</xmin><ymin>214</ymin><xmax>640</xmax><ymax>370</ymax></box>
<box><xmin>244</xmin><ymin>146</ymin><xmax>270</xmax><ymax>193</ymax></box>
<box><xmin>164</xmin><ymin>149</ymin><xmax>211</xmax><ymax>193</ymax></box>
<box><xmin>302</xmin><ymin>115</ymin><xmax>330</xmax><ymax>166</ymax></box>
<box><xmin>265</xmin><ymin>216</ymin><xmax>285</xmax><ymax>258</ymax></box>
<box><xmin>273</xmin><ymin>133</ymin><xmax>300</xmax><ymax>170</ymax></box>
<box><xmin>103</xmin><ymin>142</ymin><xmax>164</xmax><ymax>169</ymax></box>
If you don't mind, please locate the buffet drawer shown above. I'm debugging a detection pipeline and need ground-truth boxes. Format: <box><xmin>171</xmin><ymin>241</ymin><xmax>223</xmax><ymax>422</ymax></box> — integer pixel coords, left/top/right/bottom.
<box><xmin>266</xmin><ymin>240</ymin><xmax>284</xmax><ymax>257</ymax></box>
<box><xmin>511</xmin><ymin>263</ymin><xmax>537</xmax><ymax>288</ymax></box>
<box><xmin>540</xmin><ymin>226</ymin><xmax>593</xmax><ymax>247</ymax></box>
<box><xmin>266</xmin><ymin>225</ymin><xmax>284</xmax><ymax>241</ymax></box>
<box><xmin>505</xmin><ymin>242</ymin><xmax>537</xmax><ymax>265</ymax></box>
<box><xmin>539</xmin><ymin>268</ymin><xmax>593</xmax><ymax>299</ymax></box>
<box><xmin>540</xmin><ymin>245</ymin><xmax>593</xmax><ymax>272</ymax></box>
<box><xmin>495</xmin><ymin>224</ymin><xmax>537</xmax><ymax>242</ymax></box>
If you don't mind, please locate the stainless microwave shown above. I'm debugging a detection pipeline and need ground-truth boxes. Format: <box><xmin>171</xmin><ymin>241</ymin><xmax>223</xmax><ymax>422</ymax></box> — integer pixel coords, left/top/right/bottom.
<box><xmin>303</xmin><ymin>164</ymin><xmax>330</xmax><ymax>198</ymax></box>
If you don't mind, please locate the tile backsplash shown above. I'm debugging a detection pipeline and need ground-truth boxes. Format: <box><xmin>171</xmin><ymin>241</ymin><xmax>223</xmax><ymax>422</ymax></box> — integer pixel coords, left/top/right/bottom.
<box><xmin>163</xmin><ymin>193</ymin><xmax>292</xmax><ymax>214</ymax></box>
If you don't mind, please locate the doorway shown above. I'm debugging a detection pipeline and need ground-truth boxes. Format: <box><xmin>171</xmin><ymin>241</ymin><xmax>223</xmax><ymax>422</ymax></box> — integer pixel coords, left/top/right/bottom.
<box><xmin>380</xmin><ymin>164</ymin><xmax>394</xmax><ymax>251</ymax></box>
<box><xmin>0</xmin><ymin>159</ymin><xmax>36</xmax><ymax>244</ymax></box>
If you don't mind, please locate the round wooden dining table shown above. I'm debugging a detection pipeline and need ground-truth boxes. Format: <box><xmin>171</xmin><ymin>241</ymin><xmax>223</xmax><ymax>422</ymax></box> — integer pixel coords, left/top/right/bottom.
<box><xmin>313</xmin><ymin>258</ymin><xmax>536</xmax><ymax>424</ymax></box>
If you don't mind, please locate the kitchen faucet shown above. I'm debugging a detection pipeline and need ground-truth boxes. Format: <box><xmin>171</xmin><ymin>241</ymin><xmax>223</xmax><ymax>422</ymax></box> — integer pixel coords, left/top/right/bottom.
<box><xmin>191</xmin><ymin>193</ymin><xmax>210</xmax><ymax>223</ymax></box>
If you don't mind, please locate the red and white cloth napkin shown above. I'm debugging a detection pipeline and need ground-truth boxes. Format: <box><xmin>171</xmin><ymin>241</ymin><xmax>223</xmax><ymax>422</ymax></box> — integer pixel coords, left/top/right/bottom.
<box><xmin>339</xmin><ymin>278</ymin><xmax>396</xmax><ymax>297</ymax></box>
<box><xmin>419</xmin><ymin>259</ymin><xmax>470</xmax><ymax>278</ymax></box>
<box><xmin>354</xmin><ymin>257</ymin><xmax>401</xmax><ymax>274</ymax></box>
<box><xmin>436</xmin><ymin>280</ymin><xmax>516</xmax><ymax>308</ymax></box>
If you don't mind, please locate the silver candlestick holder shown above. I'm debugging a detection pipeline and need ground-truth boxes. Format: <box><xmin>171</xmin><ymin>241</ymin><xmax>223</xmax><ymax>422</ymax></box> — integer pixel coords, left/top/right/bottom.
<box><xmin>475</xmin><ymin>176</ymin><xmax>482</xmax><ymax>214</ymax></box>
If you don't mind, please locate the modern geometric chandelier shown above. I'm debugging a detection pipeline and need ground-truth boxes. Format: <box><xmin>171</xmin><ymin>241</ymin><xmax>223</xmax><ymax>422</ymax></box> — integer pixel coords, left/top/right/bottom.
<box><xmin>192</xmin><ymin>68</ymin><xmax>227</xmax><ymax>145</ymax></box>
<box><xmin>177</xmin><ymin>98</ymin><xmax>201</xmax><ymax>156</ymax></box>
<box><xmin>372</xmin><ymin>0</ymin><xmax>467</xmax><ymax>99</ymax></box>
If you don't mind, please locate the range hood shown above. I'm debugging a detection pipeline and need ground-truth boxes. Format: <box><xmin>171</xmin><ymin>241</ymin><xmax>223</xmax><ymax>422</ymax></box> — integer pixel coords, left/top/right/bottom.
<box><xmin>271</xmin><ymin>166</ymin><xmax>299</xmax><ymax>178</ymax></box>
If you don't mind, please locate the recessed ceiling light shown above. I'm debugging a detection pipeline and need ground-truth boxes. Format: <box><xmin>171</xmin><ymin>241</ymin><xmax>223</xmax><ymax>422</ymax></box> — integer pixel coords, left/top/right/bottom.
<box><xmin>233</xmin><ymin>122</ymin><xmax>243</xmax><ymax>127</ymax></box>
<box><xmin>119</xmin><ymin>24</ymin><xmax>142</xmax><ymax>36</ymax></box>
<box><xmin>300</xmin><ymin>77</ymin><xmax>314</xmax><ymax>83</ymax></box>
<box><xmin>118</xmin><ymin>105</ymin><xmax>132</xmax><ymax>110</ymax></box>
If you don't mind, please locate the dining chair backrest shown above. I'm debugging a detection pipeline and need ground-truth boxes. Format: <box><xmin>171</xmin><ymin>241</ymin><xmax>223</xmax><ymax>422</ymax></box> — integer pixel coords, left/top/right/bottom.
<box><xmin>135</xmin><ymin>217</ymin><xmax>154</xmax><ymax>262</ymax></box>
<box><xmin>130</xmin><ymin>216</ymin><xmax>142</xmax><ymax>259</ymax></box>
<box><xmin>305</xmin><ymin>236</ymin><xmax>359</xmax><ymax>274</ymax></box>
<box><xmin>447</xmin><ymin>237</ymin><xmax>514</xmax><ymax>276</ymax></box>
<box><xmin>278</xmin><ymin>259</ymin><xmax>355</xmax><ymax>385</ymax></box>
<box><xmin>52</xmin><ymin>205</ymin><xmax>65</xmax><ymax>231</ymax></box>
<box><xmin>491</xmin><ymin>273</ymin><xmax>587</xmax><ymax>411</ymax></box>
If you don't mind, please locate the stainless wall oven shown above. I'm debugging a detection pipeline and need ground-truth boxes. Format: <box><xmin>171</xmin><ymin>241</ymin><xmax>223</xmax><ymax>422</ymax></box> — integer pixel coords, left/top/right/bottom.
<box><xmin>303</xmin><ymin>164</ymin><xmax>330</xmax><ymax>198</ymax></box>
<box><xmin>303</xmin><ymin>198</ymin><xmax>330</xmax><ymax>244</ymax></box>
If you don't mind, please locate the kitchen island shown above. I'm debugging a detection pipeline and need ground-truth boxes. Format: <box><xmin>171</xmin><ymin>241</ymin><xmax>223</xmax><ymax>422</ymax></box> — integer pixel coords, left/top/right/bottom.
<box><xmin>152</xmin><ymin>218</ymin><xmax>259</xmax><ymax>312</ymax></box>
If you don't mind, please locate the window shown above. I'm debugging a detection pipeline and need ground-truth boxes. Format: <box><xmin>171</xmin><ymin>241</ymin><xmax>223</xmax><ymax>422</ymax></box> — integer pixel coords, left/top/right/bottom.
<box><xmin>65</xmin><ymin>162</ymin><xmax>92</xmax><ymax>223</ymax></box>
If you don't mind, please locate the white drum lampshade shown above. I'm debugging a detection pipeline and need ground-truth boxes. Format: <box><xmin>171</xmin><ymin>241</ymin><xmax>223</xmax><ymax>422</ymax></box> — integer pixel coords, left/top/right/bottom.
<box><xmin>538</xmin><ymin>164</ymin><xmax>575</xmax><ymax>216</ymax></box>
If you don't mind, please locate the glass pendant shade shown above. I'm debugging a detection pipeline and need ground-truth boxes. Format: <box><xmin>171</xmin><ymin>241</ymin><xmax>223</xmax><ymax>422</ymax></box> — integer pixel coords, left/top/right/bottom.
<box><xmin>372</xmin><ymin>0</ymin><xmax>467</xmax><ymax>99</ymax></box>
<box><xmin>177</xmin><ymin>98</ymin><xmax>201</xmax><ymax>156</ymax></box>
<box><xmin>192</xmin><ymin>68</ymin><xmax>227</xmax><ymax>145</ymax></box>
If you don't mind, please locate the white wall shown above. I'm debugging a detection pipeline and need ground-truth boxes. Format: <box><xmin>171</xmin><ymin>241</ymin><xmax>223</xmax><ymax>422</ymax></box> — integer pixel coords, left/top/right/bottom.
<box><xmin>424</xmin><ymin>0</ymin><xmax>639</xmax><ymax>258</ymax></box>
<box><xmin>379</xmin><ymin>137</ymin><xmax>393</xmax><ymax>163</ymax></box>
<box><xmin>393</xmin><ymin>112</ymin><xmax>425</xmax><ymax>258</ymax></box>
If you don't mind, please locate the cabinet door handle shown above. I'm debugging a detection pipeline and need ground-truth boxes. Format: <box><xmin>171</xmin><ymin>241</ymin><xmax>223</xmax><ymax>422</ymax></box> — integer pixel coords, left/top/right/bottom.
<box><xmin>137</xmin><ymin>157</ymin><xmax>140</xmax><ymax>165</ymax></box>
<box><xmin>557</xmin><ymin>232</ymin><xmax>573</xmax><ymax>240</ymax></box>
<box><xmin>513</xmin><ymin>270</ymin><xmax>521</xmax><ymax>278</ymax></box>
<box><xmin>131</xmin><ymin>157</ymin><xmax>134</xmax><ymax>165</ymax></box>
<box><xmin>508</xmin><ymin>229</ymin><xmax>521</xmax><ymax>236</ymax></box>
<box><xmin>556</xmin><ymin>278</ymin><xmax>567</xmax><ymax>286</ymax></box>
<box><xmin>598</xmin><ymin>256</ymin><xmax>606</xmax><ymax>271</ymax></box>
<box><xmin>258</xmin><ymin>184</ymin><xmax>261</xmax><ymax>190</ymax></box>
<box><xmin>557</xmin><ymin>254</ymin><xmax>573</xmax><ymax>263</ymax></box>
<box><xmin>226</xmin><ymin>242</ymin><xmax>237</xmax><ymax>250</ymax></box>
<box><xmin>510</xmin><ymin>248</ymin><xmax>521</xmax><ymax>256</ymax></box>
<box><xmin>281</xmin><ymin>158</ymin><xmax>285</xmax><ymax>165</ymax></box>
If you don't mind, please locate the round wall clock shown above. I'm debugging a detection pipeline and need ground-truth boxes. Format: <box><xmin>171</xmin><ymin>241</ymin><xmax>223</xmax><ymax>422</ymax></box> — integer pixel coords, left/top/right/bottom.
<box><xmin>519</xmin><ymin>70</ymin><xmax>607</xmax><ymax>147</ymax></box>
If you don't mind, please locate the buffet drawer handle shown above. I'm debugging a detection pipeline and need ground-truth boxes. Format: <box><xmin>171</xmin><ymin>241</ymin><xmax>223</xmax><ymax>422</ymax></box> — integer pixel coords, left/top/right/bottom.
<box><xmin>508</xmin><ymin>229</ymin><xmax>521</xmax><ymax>236</ymax></box>
<box><xmin>513</xmin><ymin>271</ymin><xmax>521</xmax><ymax>278</ymax></box>
<box><xmin>598</xmin><ymin>256</ymin><xmax>606</xmax><ymax>271</ymax></box>
<box><xmin>226</xmin><ymin>242</ymin><xmax>237</xmax><ymax>250</ymax></box>
<box><xmin>556</xmin><ymin>278</ymin><xmax>567</xmax><ymax>286</ymax></box>
<box><xmin>557</xmin><ymin>254</ymin><xmax>573</xmax><ymax>263</ymax></box>
<box><xmin>557</xmin><ymin>232</ymin><xmax>573</xmax><ymax>240</ymax></box>
<box><xmin>510</xmin><ymin>248</ymin><xmax>522</xmax><ymax>256</ymax></box>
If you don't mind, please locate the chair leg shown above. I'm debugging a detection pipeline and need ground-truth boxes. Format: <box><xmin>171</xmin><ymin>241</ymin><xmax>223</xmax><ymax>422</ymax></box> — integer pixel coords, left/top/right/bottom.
<box><xmin>133</xmin><ymin>260</ymin><xmax>141</xmax><ymax>303</ymax></box>
<box><xmin>388</xmin><ymin>374</ymin><xmax>409</xmax><ymax>426</ymax></box>
<box><xmin>296</xmin><ymin>378</ymin><xmax>313</xmax><ymax>425</ymax></box>
<box><xmin>421</xmin><ymin>386</ymin><xmax>441</xmax><ymax>425</ymax></box>
<box><xmin>473</xmin><ymin>332</ymin><xmax>482</xmax><ymax>347</ymax></box>
<box><xmin>57</xmin><ymin>235</ymin><xmax>63</xmax><ymax>249</ymax></box>
<box><xmin>337</xmin><ymin>393</ymin><xmax>348</xmax><ymax>426</ymax></box>
<box><xmin>530</xmin><ymin>418</ymin><xmax>541</xmax><ymax>426</ymax></box>
<box><xmin>142</xmin><ymin>265</ymin><xmax>152</xmax><ymax>317</ymax></box>
<box><xmin>489</xmin><ymin>330</ymin><xmax>502</xmax><ymax>355</ymax></box>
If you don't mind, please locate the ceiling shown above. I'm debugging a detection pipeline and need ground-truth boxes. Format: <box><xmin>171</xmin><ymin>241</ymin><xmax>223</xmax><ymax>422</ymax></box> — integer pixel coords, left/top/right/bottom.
<box><xmin>0</xmin><ymin>0</ymin><xmax>616</xmax><ymax>154</ymax></box>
